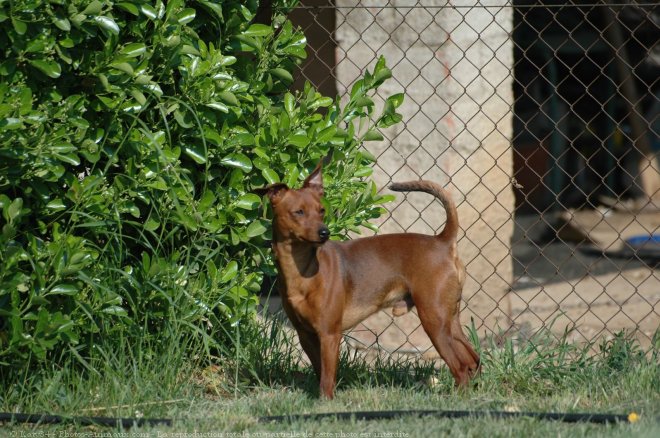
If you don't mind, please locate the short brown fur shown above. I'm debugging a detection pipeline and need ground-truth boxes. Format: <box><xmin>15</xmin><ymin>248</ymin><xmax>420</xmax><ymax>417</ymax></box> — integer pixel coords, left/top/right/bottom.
<box><xmin>256</xmin><ymin>163</ymin><xmax>480</xmax><ymax>399</ymax></box>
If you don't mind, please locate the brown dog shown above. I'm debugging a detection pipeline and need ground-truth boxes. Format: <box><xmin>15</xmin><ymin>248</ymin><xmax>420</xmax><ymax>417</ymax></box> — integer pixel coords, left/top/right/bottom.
<box><xmin>257</xmin><ymin>163</ymin><xmax>480</xmax><ymax>399</ymax></box>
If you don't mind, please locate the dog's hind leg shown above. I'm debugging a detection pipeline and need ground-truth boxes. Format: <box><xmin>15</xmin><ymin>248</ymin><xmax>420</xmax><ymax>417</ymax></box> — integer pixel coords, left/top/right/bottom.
<box><xmin>414</xmin><ymin>279</ymin><xmax>479</xmax><ymax>386</ymax></box>
<box><xmin>450</xmin><ymin>303</ymin><xmax>481</xmax><ymax>375</ymax></box>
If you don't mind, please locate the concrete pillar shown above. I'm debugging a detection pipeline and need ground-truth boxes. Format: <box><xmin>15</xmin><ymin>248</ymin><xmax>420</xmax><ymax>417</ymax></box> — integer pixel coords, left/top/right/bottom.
<box><xmin>336</xmin><ymin>0</ymin><xmax>514</xmax><ymax>343</ymax></box>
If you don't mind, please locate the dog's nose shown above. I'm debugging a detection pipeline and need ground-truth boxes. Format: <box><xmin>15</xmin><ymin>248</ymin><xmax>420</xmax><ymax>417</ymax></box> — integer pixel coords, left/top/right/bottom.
<box><xmin>318</xmin><ymin>227</ymin><xmax>330</xmax><ymax>242</ymax></box>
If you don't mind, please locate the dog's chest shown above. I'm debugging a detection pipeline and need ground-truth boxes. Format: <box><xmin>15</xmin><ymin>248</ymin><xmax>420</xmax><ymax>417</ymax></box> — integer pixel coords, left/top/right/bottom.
<box><xmin>280</xmin><ymin>282</ymin><xmax>326</xmax><ymax>330</ymax></box>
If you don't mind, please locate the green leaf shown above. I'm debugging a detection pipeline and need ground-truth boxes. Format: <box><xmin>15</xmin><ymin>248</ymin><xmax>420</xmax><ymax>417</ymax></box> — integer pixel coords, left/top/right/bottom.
<box><xmin>239</xmin><ymin>5</ymin><xmax>253</xmax><ymax>21</ymax></box>
<box><xmin>363</xmin><ymin>129</ymin><xmax>384</xmax><ymax>141</ymax></box>
<box><xmin>8</xmin><ymin>198</ymin><xmax>23</xmax><ymax>221</ymax></box>
<box><xmin>64</xmin><ymin>252</ymin><xmax>93</xmax><ymax>274</ymax></box>
<box><xmin>82</xmin><ymin>1</ymin><xmax>104</xmax><ymax>15</ymax></box>
<box><xmin>143</xmin><ymin>82</ymin><xmax>163</xmax><ymax>97</ymax></box>
<box><xmin>12</xmin><ymin>18</ymin><xmax>27</xmax><ymax>35</ymax></box>
<box><xmin>229</xmin><ymin>133</ymin><xmax>255</xmax><ymax>147</ymax></box>
<box><xmin>177</xmin><ymin>8</ymin><xmax>196</xmax><ymax>24</ymax></box>
<box><xmin>0</xmin><ymin>118</ymin><xmax>23</xmax><ymax>130</ymax></box>
<box><xmin>378</xmin><ymin>113</ymin><xmax>403</xmax><ymax>128</ymax></box>
<box><xmin>29</xmin><ymin>60</ymin><xmax>62</xmax><ymax>78</ymax></box>
<box><xmin>262</xmin><ymin>168</ymin><xmax>280</xmax><ymax>184</ymax></box>
<box><xmin>101</xmin><ymin>306</ymin><xmax>128</xmax><ymax>316</ymax></box>
<box><xmin>219</xmin><ymin>56</ymin><xmax>237</xmax><ymax>66</ymax></box>
<box><xmin>123</xmin><ymin>201</ymin><xmax>141</xmax><ymax>218</ymax></box>
<box><xmin>316</xmin><ymin>126</ymin><xmax>337</xmax><ymax>143</ymax></box>
<box><xmin>55</xmin><ymin>45</ymin><xmax>73</xmax><ymax>64</ymax></box>
<box><xmin>205</xmin><ymin>102</ymin><xmax>229</xmax><ymax>113</ymax></box>
<box><xmin>164</xmin><ymin>34</ymin><xmax>181</xmax><ymax>47</ymax></box>
<box><xmin>235</xmin><ymin>193</ymin><xmax>262</xmax><ymax>210</ymax></box>
<box><xmin>93</xmin><ymin>16</ymin><xmax>120</xmax><ymax>35</ymax></box>
<box><xmin>49</xmin><ymin>284</ymin><xmax>79</xmax><ymax>296</ymax></box>
<box><xmin>59</xmin><ymin>37</ymin><xmax>75</xmax><ymax>49</ymax></box>
<box><xmin>359</xmin><ymin>150</ymin><xmax>377</xmax><ymax>162</ymax></box>
<box><xmin>203</xmin><ymin>128</ymin><xmax>223</xmax><ymax>146</ymax></box>
<box><xmin>232</xmin><ymin>35</ymin><xmax>259</xmax><ymax>51</ymax></box>
<box><xmin>287</xmin><ymin>134</ymin><xmax>310</xmax><ymax>148</ymax></box>
<box><xmin>0</xmin><ymin>60</ymin><xmax>16</xmax><ymax>76</ymax></box>
<box><xmin>220</xmin><ymin>261</ymin><xmax>238</xmax><ymax>283</ymax></box>
<box><xmin>246</xmin><ymin>220</ymin><xmax>267</xmax><ymax>238</ymax></box>
<box><xmin>220</xmin><ymin>153</ymin><xmax>252</xmax><ymax>172</ymax></box>
<box><xmin>284</xmin><ymin>92</ymin><xmax>295</xmax><ymax>115</ymax></box>
<box><xmin>98</xmin><ymin>96</ymin><xmax>118</xmax><ymax>109</ymax></box>
<box><xmin>199</xmin><ymin>190</ymin><xmax>216</xmax><ymax>210</ymax></box>
<box><xmin>309</xmin><ymin>97</ymin><xmax>333</xmax><ymax>110</ymax></box>
<box><xmin>46</xmin><ymin>199</ymin><xmax>67</xmax><ymax>211</ymax></box>
<box><xmin>50</xmin><ymin>142</ymin><xmax>76</xmax><ymax>153</ymax></box>
<box><xmin>53</xmin><ymin>153</ymin><xmax>80</xmax><ymax>166</ymax></box>
<box><xmin>207</xmin><ymin>259</ymin><xmax>218</xmax><ymax>281</ymax></box>
<box><xmin>284</xmin><ymin>165</ymin><xmax>300</xmax><ymax>187</ymax></box>
<box><xmin>282</xmin><ymin>45</ymin><xmax>307</xmax><ymax>59</ymax></box>
<box><xmin>350</xmin><ymin>79</ymin><xmax>366</xmax><ymax>100</ymax></box>
<box><xmin>173</xmin><ymin>109</ymin><xmax>193</xmax><ymax>128</ymax></box>
<box><xmin>141</xmin><ymin>4</ymin><xmax>158</xmax><ymax>20</ymax></box>
<box><xmin>243</xmin><ymin>24</ymin><xmax>273</xmax><ymax>37</ymax></box>
<box><xmin>0</xmin><ymin>195</ymin><xmax>10</xmax><ymax>210</ymax></box>
<box><xmin>109</xmin><ymin>62</ymin><xmax>134</xmax><ymax>75</ymax></box>
<box><xmin>373</xmin><ymin>66</ymin><xmax>392</xmax><ymax>85</ymax></box>
<box><xmin>355</xmin><ymin>166</ymin><xmax>373</xmax><ymax>177</ymax></box>
<box><xmin>354</xmin><ymin>96</ymin><xmax>374</xmax><ymax>108</ymax></box>
<box><xmin>387</xmin><ymin>93</ymin><xmax>405</xmax><ymax>109</ymax></box>
<box><xmin>199</xmin><ymin>1</ymin><xmax>223</xmax><ymax>19</ymax></box>
<box><xmin>375</xmin><ymin>194</ymin><xmax>396</xmax><ymax>204</ymax></box>
<box><xmin>183</xmin><ymin>145</ymin><xmax>207</xmax><ymax>164</ymax></box>
<box><xmin>70</xmin><ymin>13</ymin><xmax>86</xmax><ymax>26</ymax></box>
<box><xmin>146</xmin><ymin>178</ymin><xmax>167</xmax><ymax>191</ymax></box>
<box><xmin>144</xmin><ymin>216</ymin><xmax>160</xmax><ymax>231</ymax></box>
<box><xmin>120</xmin><ymin>43</ymin><xmax>147</xmax><ymax>57</ymax></box>
<box><xmin>130</xmin><ymin>89</ymin><xmax>147</xmax><ymax>105</ymax></box>
<box><xmin>269</xmin><ymin>68</ymin><xmax>293</xmax><ymax>83</ymax></box>
<box><xmin>218</xmin><ymin>91</ymin><xmax>239</xmax><ymax>106</ymax></box>
<box><xmin>26</xmin><ymin>40</ymin><xmax>46</xmax><ymax>53</ymax></box>
<box><xmin>116</xmin><ymin>2</ymin><xmax>140</xmax><ymax>15</ymax></box>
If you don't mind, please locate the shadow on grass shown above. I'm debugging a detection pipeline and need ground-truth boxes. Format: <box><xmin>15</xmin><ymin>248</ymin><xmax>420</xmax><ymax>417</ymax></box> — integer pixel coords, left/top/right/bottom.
<box><xmin>223</xmin><ymin>312</ymin><xmax>448</xmax><ymax>398</ymax></box>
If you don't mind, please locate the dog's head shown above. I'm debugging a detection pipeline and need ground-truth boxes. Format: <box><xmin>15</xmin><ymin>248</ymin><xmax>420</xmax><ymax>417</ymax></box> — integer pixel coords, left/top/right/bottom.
<box><xmin>255</xmin><ymin>162</ymin><xmax>330</xmax><ymax>244</ymax></box>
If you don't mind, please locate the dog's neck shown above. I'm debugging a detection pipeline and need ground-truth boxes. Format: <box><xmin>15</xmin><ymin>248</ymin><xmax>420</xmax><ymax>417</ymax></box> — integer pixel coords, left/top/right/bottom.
<box><xmin>272</xmin><ymin>239</ymin><xmax>320</xmax><ymax>279</ymax></box>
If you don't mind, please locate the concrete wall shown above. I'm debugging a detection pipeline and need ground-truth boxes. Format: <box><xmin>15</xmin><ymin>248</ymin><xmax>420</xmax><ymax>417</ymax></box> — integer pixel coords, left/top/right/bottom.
<box><xmin>335</xmin><ymin>0</ymin><xmax>515</xmax><ymax>341</ymax></box>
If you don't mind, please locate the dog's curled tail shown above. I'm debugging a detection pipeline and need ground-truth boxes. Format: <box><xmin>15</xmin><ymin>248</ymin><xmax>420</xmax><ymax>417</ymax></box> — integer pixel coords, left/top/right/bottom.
<box><xmin>389</xmin><ymin>180</ymin><xmax>459</xmax><ymax>241</ymax></box>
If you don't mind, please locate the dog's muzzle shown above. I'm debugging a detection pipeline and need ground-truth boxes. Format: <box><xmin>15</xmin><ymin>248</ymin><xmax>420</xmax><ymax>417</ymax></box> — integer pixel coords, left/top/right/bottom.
<box><xmin>318</xmin><ymin>226</ymin><xmax>330</xmax><ymax>242</ymax></box>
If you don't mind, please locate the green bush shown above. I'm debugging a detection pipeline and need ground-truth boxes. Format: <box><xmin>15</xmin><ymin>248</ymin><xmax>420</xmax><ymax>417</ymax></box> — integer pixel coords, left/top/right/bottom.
<box><xmin>0</xmin><ymin>0</ymin><xmax>402</xmax><ymax>368</ymax></box>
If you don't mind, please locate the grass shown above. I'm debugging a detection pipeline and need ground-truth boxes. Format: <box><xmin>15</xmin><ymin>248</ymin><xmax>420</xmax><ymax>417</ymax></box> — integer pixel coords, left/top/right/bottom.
<box><xmin>1</xmin><ymin>315</ymin><xmax>658</xmax><ymax>437</ymax></box>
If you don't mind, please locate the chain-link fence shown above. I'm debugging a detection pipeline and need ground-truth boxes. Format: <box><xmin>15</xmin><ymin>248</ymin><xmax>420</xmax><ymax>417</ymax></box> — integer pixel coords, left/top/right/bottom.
<box><xmin>274</xmin><ymin>0</ymin><xmax>659</xmax><ymax>359</ymax></box>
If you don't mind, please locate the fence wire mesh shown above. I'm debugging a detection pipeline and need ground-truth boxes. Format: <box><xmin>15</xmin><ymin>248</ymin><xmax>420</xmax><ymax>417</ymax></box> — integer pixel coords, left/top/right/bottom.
<box><xmin>277</xmin><ymin>0</ymin><xmax>659</xmax><ymax>359</ymax></box>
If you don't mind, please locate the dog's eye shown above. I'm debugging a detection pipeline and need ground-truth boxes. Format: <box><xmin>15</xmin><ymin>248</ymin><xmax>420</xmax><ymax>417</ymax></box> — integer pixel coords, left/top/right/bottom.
<box><xmin>320</xmin><ymin>208</ymin><xmax>325</xmax><ymax>215</ymax></box>
<box><xmin>294</xmin><ymin>209</ymin><xmax>304</xmax><ymax>216</ymax></box>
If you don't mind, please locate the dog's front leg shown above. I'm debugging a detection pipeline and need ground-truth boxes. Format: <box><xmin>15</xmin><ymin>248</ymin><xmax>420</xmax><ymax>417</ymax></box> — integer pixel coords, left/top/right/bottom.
<box><xmin>297</xmin><ymin>329</ymin><xmax>321</xmax><ymax>378</ymax></box>
<box><xmin>319</xmin><ymin>333</ymin><xmax>341</xmax><ymax>399</ymax></box>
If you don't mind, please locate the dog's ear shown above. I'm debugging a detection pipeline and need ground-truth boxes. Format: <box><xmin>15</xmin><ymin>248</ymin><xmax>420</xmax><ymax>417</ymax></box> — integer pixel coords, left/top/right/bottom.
<box><xmin>302</xmin><ymin>161</ymin><xmax>324</xmax><ymax>196</ymax></box>
<box><xmin>254</xmin><ymin>183</ymin><xmax>289</xmax><ymax>204</ymax></box>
